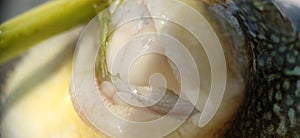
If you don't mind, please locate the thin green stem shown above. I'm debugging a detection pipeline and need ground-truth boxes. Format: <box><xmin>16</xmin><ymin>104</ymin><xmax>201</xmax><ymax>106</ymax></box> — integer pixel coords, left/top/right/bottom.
<box><xmin>0</xmin><ymin>0</ymin><xmax>111</xmax><ymax>64</ymax></box>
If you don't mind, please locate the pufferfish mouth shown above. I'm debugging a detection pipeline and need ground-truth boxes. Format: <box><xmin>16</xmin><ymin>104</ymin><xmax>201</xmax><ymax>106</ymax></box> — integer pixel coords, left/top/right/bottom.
<box><xmin>70</xmin><ymin>0</ymin><xmax>247</xmax><ymax>137</ymax></box>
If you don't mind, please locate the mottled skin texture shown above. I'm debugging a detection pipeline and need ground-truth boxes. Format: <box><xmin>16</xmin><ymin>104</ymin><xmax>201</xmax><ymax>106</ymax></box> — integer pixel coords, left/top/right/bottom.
<box><xmin>226</xmin><ymin>0</ymin><xmax>300</xmax><ymax>137</ymax></box>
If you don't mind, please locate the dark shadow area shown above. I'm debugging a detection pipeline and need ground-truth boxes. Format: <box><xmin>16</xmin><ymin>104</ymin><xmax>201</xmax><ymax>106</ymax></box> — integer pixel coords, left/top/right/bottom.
<box><xmin>0</xmin><ymin>0</ymin><xmax>49</xmax><ymax>120</ymax></box>
<box><xmin>0</xmin><ymin>0</ymin><xmax>47</xmax><ymax>23</ymax></box>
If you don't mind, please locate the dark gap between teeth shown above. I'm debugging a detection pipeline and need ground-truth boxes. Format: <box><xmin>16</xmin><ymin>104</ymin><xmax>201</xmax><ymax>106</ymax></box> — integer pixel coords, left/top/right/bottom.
<box><xmin>98</xmin><ymin>77</ymin><xmax>199</xmax><ymax>117</ymax></box>
<box><xmin>129</xmin><ymin>86</ymin><xmax>199</xmax><ymax>117</ymax></box>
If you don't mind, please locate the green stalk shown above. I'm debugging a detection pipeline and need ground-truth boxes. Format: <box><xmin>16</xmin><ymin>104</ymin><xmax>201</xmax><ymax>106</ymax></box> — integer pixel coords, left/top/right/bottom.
<box><xmin>0</xmin><ymin>0</ymin><xmax>112</xmax><ymax>64</ymax></box>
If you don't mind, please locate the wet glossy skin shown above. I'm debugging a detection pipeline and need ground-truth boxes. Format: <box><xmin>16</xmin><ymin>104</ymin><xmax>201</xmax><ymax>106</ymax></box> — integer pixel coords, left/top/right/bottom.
<box><xmin>226</xmin><ymin>0</ymin><xmax>300</xmax><ymax>137</ymax></box>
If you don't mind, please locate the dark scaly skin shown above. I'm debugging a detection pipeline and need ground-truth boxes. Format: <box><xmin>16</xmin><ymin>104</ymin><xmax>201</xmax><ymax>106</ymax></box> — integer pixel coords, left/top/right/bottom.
<box><xmin>225</xmin><ymin>0</ymin><xmax>300</xmax><ymax>137</ymax></box>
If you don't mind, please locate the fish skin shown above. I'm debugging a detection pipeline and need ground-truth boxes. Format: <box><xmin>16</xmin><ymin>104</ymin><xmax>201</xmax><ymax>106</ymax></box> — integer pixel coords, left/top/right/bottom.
<box><xmin>225</xmin><ymin>0</ymin><xmax>300</xmax><ymax>137</ymax></box>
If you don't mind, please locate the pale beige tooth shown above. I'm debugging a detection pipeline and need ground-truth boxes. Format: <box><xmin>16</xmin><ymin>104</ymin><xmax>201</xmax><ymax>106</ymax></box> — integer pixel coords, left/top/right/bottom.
<box><xmin>144</xmin><ymin>0</ymin><xmax>215</xmax><ymax>112</ymax></box>
<box><xmin>106</xmin><ymin>0</ymin><xmax>181</xmax><ymax>96</ymax></box>
<box><xmin>128</xmin><ymin>54</ymin><xmax>180</xmax><ymax>94</ymax></box>
<box><xmin>106</xmin><ymin>0</ymin><xmax>157</xmax><ymax>74</ymax></box>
